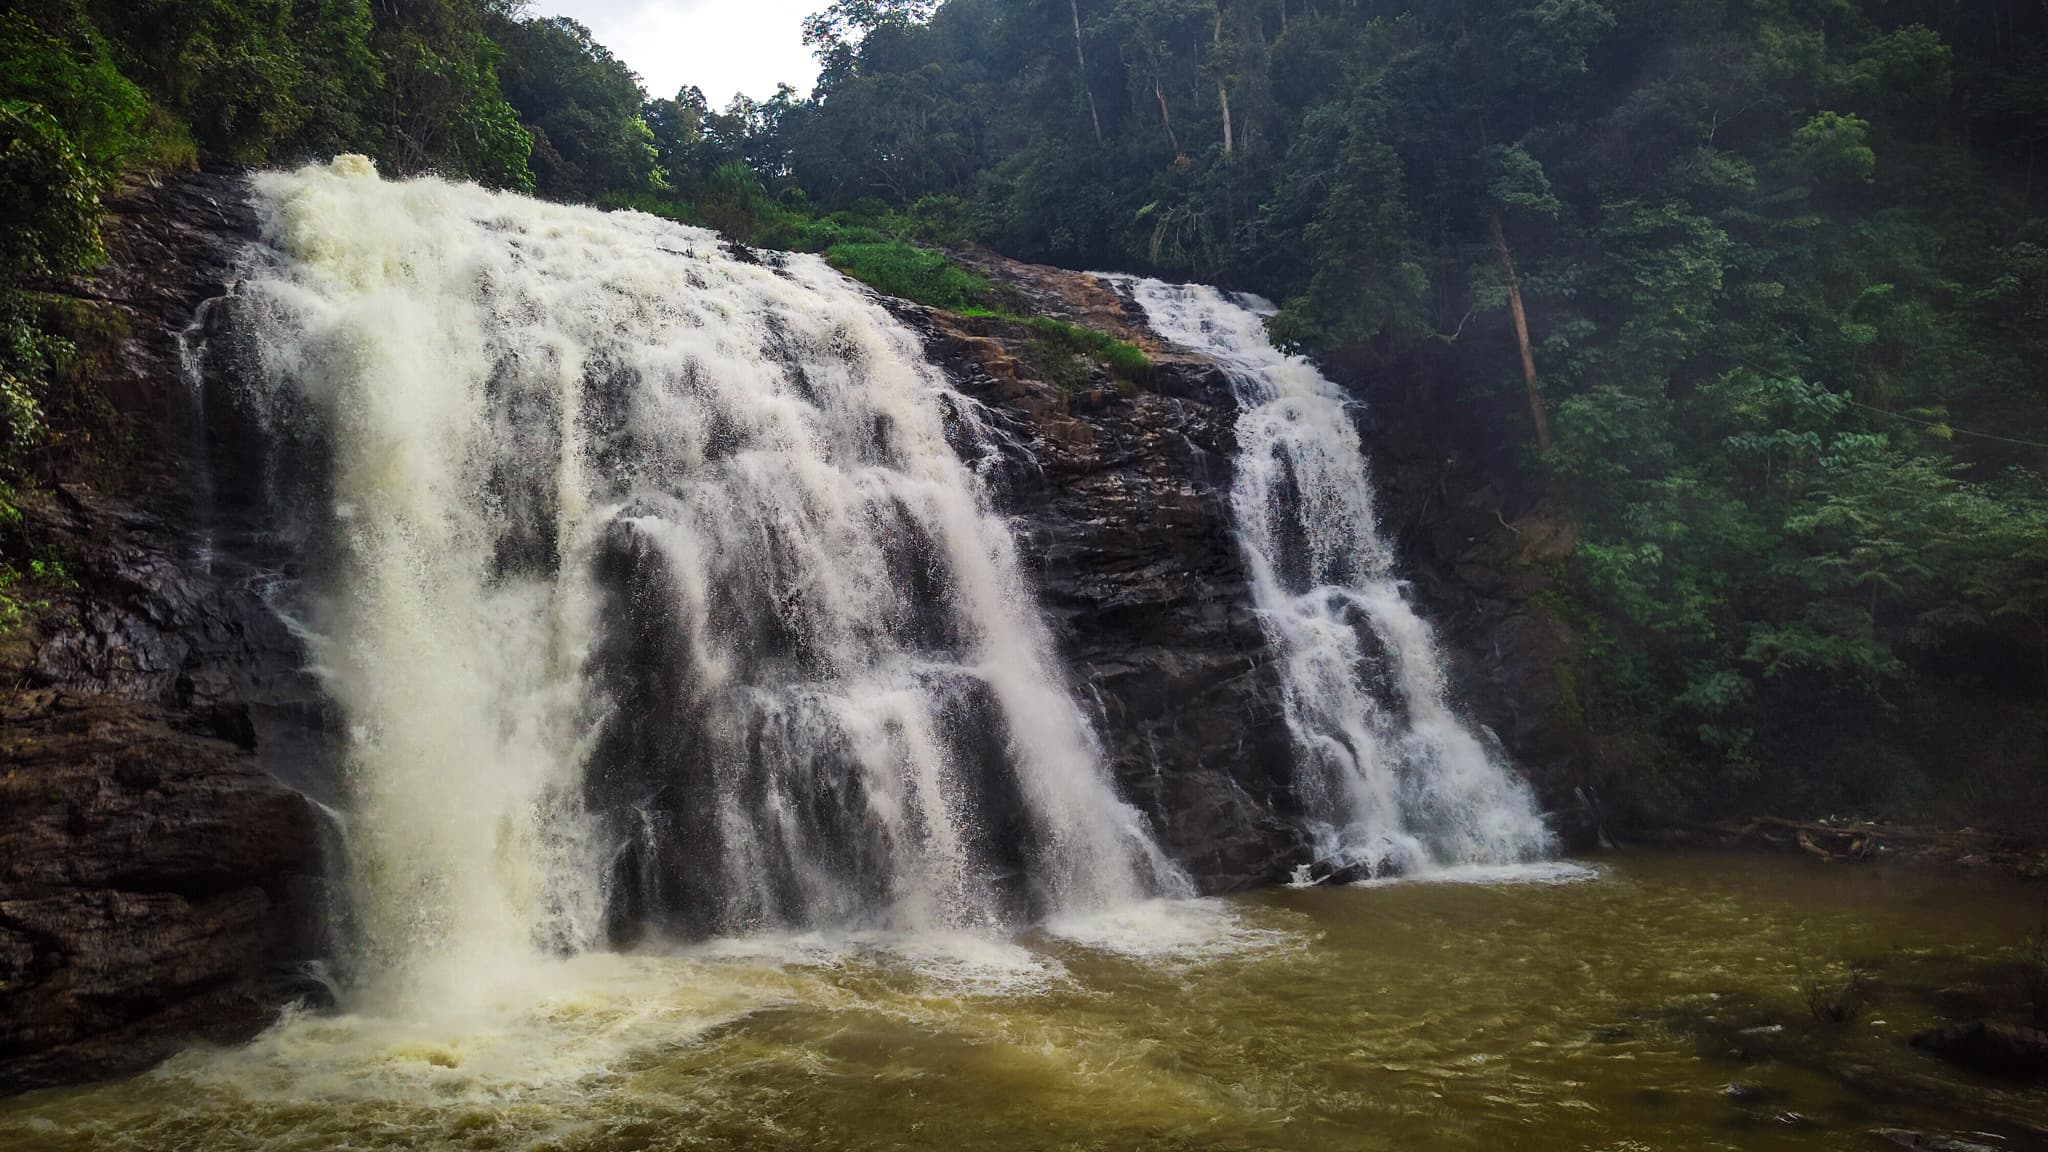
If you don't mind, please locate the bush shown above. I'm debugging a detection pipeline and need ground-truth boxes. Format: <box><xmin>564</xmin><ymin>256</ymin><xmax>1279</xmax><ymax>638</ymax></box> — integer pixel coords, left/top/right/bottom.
<box><xmin>0</xmin><ymin>11</ymin><xmax>151</xmax><ymax>174</ymax></box>
<box><xmin>0</xmin><ymin>102</ymin><xmax>105</xmax><ymax>471</ymax></box>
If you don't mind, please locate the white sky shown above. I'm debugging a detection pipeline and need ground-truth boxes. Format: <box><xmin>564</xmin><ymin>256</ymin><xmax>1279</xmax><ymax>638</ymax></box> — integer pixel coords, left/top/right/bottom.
<box><xmin>532</xmin><ymin>0</ymin><xmax>822</xmax><ymax>106</ymax></box>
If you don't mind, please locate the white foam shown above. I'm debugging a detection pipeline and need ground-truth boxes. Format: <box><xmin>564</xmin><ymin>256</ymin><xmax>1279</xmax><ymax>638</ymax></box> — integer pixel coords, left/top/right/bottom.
<box><xmin>684</xmin><ymin>927</ymin><xmax>1067</xmax><ymax>996</ymax></box>
<box><xmin>1351</xmin><ymin>860</ymin><xmax>1601</xmax><ymax>889</ymax></box>
<box><xmin>1043</xmin><ymin>898</ymin><xmax>1303</xmax><ymax>962</ymax></box>
<box><xmin>161</xmin><ymin>952</ymin><xmax>779</xmax><ymax>1105</ymax></box>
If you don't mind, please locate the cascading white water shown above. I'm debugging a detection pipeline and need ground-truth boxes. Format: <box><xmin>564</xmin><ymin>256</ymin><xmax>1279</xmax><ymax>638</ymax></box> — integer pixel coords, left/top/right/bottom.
<box><xmin>229</xmin><ymin>157</ymin><xmax>1182</xmax><ymax>1010</ymax></box>
<box><xmin>1112</xmin><ymin>277</ymin><xmax>1554</xmax><ymax>877</ymax></box>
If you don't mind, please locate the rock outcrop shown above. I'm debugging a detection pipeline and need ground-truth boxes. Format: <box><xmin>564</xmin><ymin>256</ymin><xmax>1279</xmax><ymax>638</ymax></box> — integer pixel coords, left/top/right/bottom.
<box><xmin>0</xmin><ymin>696</ymin><xmax>323</xmax><ymax>1090</ymax></box>
<box><xmin>920</xmin><ymin>246</ymin><xmax>1597</xmax><ymax>871</ymax></box>
<box><xmin>1911</xmin><ymin>1019</ymin><xmax>2048</xmax><ymax>1080</ymax></box>
<box><xmin>0</xmin><ymin>174</ymin><xmax>329</xmax><ymax>1092</ymax></box>
<box><xmin>904</xmin><ymin>287</ymin><xmax>1310</xmax><ymax>890</ymax></box>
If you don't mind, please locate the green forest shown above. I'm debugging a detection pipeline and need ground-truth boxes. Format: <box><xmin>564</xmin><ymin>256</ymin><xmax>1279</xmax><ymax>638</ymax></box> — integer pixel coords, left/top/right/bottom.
<box><xmin>5</xmin><ymin>0</ymin><xmax>2046</xmax><ymax>828</ymax></box>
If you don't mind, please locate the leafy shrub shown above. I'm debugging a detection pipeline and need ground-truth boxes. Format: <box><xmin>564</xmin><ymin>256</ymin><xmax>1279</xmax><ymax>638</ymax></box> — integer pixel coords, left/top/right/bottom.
<box><xmin>0</xmin><ymin>11</ymin><xmax>151</xmax><ymax>173</ymax></box>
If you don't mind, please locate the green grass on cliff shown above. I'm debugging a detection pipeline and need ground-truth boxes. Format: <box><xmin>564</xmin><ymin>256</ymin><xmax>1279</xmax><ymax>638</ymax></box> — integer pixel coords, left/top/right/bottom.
<box><xmin>825</xmin><ymin>241</ymin><xmax>990</xmax><ymax>312</ymax></box>
<box><xmin>614</xmin><ymin>177</ymin><xmax>1149</xmax><ymax>385</ymax></box>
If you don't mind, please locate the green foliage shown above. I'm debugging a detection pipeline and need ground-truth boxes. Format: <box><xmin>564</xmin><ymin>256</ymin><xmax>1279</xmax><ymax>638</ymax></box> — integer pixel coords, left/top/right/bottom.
<box><xmin>90</xmin><ymin>0</ymin><xmax>381</xmax><ymax>164</ymax></box>
<box><xmin>1794</xmin><ymin>112</ymin><xmax>1877</xmax><ymax>185</ymax></box>
<box><xmin>826</xmin><ymin>240</ymin><xmax>988</xmax><ymax>309</ymax></box>
<box><xmin>0</xmin><ymin>102</ymin><xmax>104</xmax><ymax>288</ymax></box>
<box><xmin>373</xmin><ymin>2</ymin><xmax>533</xmax><ymax>189</ymax></box>
<box><xmin>964</xmin><ymin>310</ymin><xmax>1151</xmax><ymax>384</ymax></box>
<box><xmin>0</xmin><ymin>103</ymin><xmax>102</xmax><ymax>482</ymax></box>
<box><xmin>1020</xmin><ymin>316</ymin><xmax>1151</xmax><ymax>380</ymax></box>
<box><xmin>491</xmin><ymin>15</ymin><xmax>657</xmax><ymax>201</ymax></box>
<box><xmin>0</xmin><ymin>10</ymin><xmax>152</xmax><ymax>173</ymax></box>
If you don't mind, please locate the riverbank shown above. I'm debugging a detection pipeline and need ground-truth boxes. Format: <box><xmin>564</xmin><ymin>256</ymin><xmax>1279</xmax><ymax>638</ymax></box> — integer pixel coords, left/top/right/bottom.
<box><xmin>1640</xmin><ymin>818</ymin><xmax>2048</xmax><ymax>883</ymax></box>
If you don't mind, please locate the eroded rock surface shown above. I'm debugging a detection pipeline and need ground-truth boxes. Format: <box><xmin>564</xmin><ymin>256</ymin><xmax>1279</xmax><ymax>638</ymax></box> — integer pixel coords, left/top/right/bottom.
<box><xmin>1</xmin><ymin>173</ymin><xmax>328</xmax><ymax>1093</ymax></box>
<box><xmin>0</xmin><ymin>696</ymin><xmax>323</xmax><ymax>1091</ymax></box>
<box><xmin>897</xmin><ymin>272</ymin><xmax>1312</xmax><ymax>890</ymax></box>
<box><xmin>904</xmin><ymin>249</ymin><xmax>1594</xmax><ymax>877</ymax></box>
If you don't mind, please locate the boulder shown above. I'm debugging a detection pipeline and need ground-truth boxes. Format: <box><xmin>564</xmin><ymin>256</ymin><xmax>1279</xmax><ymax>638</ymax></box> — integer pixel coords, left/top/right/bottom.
<box><xmin>0</xmin><ymin>697</ymin><xmax>325</xmax><ymax>1091</ymax></box>
<box><xmin>1909</xmin><ymin>1019</ymin><xmax>2048</xmax><ymax>1079</ymax></box>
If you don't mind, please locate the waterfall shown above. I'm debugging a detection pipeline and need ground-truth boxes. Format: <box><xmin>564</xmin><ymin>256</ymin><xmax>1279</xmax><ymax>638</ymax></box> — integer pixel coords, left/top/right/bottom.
<box><xmin>222</xmin><ymin>157</ymin><xmax>1181</xmax><ymax>1009</ymax></box>
<box><xmin>1112</xmin><ymin>277</ymin><xmax>1554</xmax><ymax>877</ymax></box>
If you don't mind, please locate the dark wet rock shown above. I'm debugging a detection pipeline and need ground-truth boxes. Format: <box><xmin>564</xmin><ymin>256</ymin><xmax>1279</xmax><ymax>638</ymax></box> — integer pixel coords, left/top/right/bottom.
<box><xmin>1338</xmin><ymin>364</ymin><xmax>1598</xmax><ymax>847</ymax></box>
<box><xmin>896</xmin><ymin>281</ymin><xmax>1310</xmax><ymax>892</ymax></box>
<box><xmin>1301</xmin><ymin>857</ymin><xmax>1375</xmax><ymax>887</ymax></box>
<box><xmin>0</xmin><ymin>697</ymin><xmax>324</xmax><ymax>1091</ymax></box>
<box><xmin>0</xmin><ymin>172</ymin><xmax>332</xmax><ymax>1094</ymax></box>
<box><xmin>1910</xmin><ymin>1020</ymin><xmax>2048</xmax><ymax>1080</ymax></box>
<box><xmin>897</xmin><ymin>247</ymin><xmax>1598</xmax><ymax>882</ymax></box>
<box><xmin>1</xmin><ymin>173</ymin><xmax>1592</xmax><ymax>1089</ymax></box>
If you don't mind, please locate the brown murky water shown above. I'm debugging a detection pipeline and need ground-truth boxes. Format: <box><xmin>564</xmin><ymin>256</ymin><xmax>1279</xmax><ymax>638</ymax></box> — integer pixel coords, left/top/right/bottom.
<box><xmin>4</xmin><ymin>852</ymin><xmax>2043</xmax><ymax>1151</ymax></box>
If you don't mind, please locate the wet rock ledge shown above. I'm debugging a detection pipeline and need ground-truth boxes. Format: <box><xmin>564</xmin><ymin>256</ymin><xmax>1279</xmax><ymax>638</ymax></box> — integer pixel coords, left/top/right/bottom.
<box><xmin>894</xmin><ymin>252</ymin><xmax>1314</xmax><ymax>889</ymax></box>
<box><xmin>0</xmin><ymin>694</ymin><xmax>321</xmax><ymax>1090</ymax></box>
<box><xmin>0</xmin><ymin>174</ymin><xmax>328</xmax><ymax>1094</ymax></box>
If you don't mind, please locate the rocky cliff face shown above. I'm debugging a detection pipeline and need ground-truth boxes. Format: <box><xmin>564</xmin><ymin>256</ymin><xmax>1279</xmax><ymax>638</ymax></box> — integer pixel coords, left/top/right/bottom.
<box><xmin>898</xmin><ymin>271</ymin><xmax>1309</xmax><ymax>891</ymax></box>
<box><xmin>0</xmin><ymin>175</ymin><xmax>330</xmax><ymax>1093</ymax></box>
<box><xmin>924</xmin><ymin>247</ymin><xmax>1598</xmax><ymax>859</ymax></box>
<box><xmin>1337</xmin><ymin>358</ymin><xmax>1600</xmax><ymax>846</ymax></box>
<box><xmin>2</xmin><ymin>177</ymin><xmax>1586</xmax><ymax>1090</ymax></box>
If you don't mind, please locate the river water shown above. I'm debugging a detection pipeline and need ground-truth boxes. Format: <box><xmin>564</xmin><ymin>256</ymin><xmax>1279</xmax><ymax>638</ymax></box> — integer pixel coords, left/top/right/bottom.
<box><xmin>5</xmin><ymin>852</ymin><xmax>2041</xmax><ymax>1151</ymax></box>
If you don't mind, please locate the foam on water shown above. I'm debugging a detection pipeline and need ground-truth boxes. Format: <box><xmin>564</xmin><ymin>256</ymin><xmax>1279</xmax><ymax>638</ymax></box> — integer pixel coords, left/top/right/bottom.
<box><xmin>686</xmin><ymin>927</ymin><xmax>1067</xmax><ymax>996</ymax></box>
<box><xmin>161</xmin><ymin>952</ymin><xmax>787</xmax><ymax>1105</ymax></box>
<box><xmin>1349</xmin><ymin>860</ymin><xmax>1600</xmax><ymax>889</ymax></box>
<box><xmin>1043</xmin><ymin>898</ymin><xmax>1305</xmax><ymax>962</ymax></box>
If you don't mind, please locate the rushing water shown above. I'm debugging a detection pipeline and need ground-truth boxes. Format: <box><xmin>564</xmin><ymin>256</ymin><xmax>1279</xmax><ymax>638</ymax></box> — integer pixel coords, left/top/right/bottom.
<box><xmin>1111</xmin><ymin>278</ymin><xmax>1553</xmax><ymax>876</ymax></box>
<box><xmin>218</xmin><ymin>157</ymin><xmax>1181</xmax><ymax>1012</ymax></box>
<box><xmin>4</xmin><ymin>853</ymin><xmax>2042</xmax><ymax>1150</ymax></box>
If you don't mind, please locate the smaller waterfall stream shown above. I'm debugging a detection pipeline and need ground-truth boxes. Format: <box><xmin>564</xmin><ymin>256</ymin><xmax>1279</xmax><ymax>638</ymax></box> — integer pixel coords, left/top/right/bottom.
<box><xmin>1113</xmin><ymin>278</ymin><xmax>1553</xmax><ymax>876</ymax></box>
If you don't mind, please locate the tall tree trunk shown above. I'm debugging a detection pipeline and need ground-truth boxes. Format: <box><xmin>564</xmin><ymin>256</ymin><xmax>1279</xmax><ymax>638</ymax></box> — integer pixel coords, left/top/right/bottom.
<box><xmin>1489</xmin><ymin>207</ymin><xmax>1552</xmax><ymax>454</ymax></box>
<box><xmin>1155</xmin><ymin>75</ymin><xmax>1180</xmax><ymax>153</ymax></box>
<box><xmin>1137</xmin><ymin>21</ymin><xmax>1180</xmax><ymax>154</ymax></box>
<box><xmin>1218</xmin><ymin>82</ymin><xmax>1233</xmax><ymax>155</ymax></box>
<box><xmin>1068</xmin><ymin>0</ymin><xmax>1103</xmax><ymax>144</ymax></box>
<box><xmin>1213</xmin><ymin>7</ymin><xmax>1233</xmax><ymax>157</ymax></box>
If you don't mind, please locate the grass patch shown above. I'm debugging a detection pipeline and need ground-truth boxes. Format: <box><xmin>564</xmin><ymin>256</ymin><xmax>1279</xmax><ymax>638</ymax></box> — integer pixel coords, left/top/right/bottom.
<box><xmin>1017</xmin><ymin>315</ymin><xmax>1151</xmax><ymax>379</ymax></box>
<box><xmin>965</xmin><ymin>308</ymin><xmax>1150</xmax><ymax>387</ymax></box>
<box><xmin>606</xmin><ymin>179</ymin><xmax>1148</xmax><ymax>388</ymax></box>
<box><xmin>824</xmin><ymin>240</ymin><xmax>990</xmax><ymax>312</ymax></box>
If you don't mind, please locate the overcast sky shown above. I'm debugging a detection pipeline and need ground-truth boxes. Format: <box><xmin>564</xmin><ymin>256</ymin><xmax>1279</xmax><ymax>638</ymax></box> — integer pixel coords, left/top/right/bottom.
<box><xmin>534</xmin><ymin>0</ymin><xmax>821</xmax><ymax>106</ymax></box>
